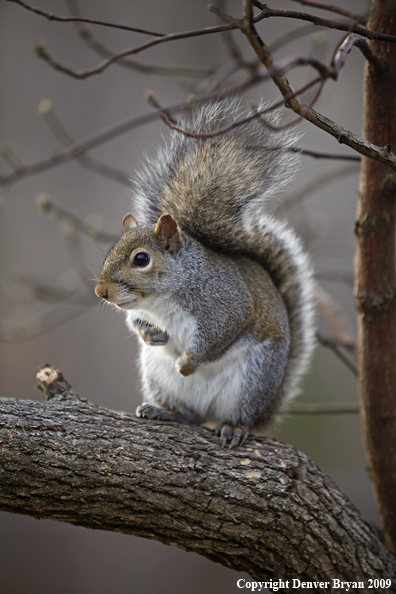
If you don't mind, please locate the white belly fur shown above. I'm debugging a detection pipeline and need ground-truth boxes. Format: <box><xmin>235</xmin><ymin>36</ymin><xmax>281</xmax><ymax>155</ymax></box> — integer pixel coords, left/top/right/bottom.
<box><xmin>139</xmin><ymin>338</ymin><xmax>252</xmax><ymax>422</ymax></box>
<box><xmin>125</xmin><ymin>302</ymin><xmax>252</xmax><ymax>422</ymax></box>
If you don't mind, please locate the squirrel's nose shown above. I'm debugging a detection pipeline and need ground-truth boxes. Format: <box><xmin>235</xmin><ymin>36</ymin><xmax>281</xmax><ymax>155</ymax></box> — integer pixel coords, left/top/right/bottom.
<box><xmin>95</xmin><ymin>283</ymin><xmax>109</xmax><ymax>300</ymax></box>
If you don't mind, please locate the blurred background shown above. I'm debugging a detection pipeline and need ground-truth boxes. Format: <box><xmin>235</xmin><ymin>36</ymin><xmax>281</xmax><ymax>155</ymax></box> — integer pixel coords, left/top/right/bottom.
<box><xmin>0</xmin><ymin>0</ymin><xmax>376</xmax><ymax>593</ymax></box>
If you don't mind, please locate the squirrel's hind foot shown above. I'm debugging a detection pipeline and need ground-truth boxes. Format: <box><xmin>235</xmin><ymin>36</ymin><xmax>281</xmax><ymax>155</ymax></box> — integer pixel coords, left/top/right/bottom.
<box><xmin>136</xmin><ymin>403</ymin><xmax>192</xmax><ymax>425</ymax></box>
<box><xmin>215</xmin><ymin>423</ymin><xmax>250</xmax><ymax>448</ymax></box>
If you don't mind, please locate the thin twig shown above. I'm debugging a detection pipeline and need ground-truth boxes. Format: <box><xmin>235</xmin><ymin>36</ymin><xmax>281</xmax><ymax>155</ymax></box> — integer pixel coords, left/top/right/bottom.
<box><xmin>299</xmin><ymin>149</ymin><xmax>359</xmax><ymax>161</ymax></box>
<box><xmin>10</xmin><ymin>0</ymin><xmax>384</xmax><ymax>44</ymax></box>
<box><xmin>32</xmin><ymin>8</ymin><xmax>270</xmax><ymax>80</ymax></box>
<box><xmin>268</xmin><ymin>23</ymin><xmax>324</xmax><ymax>54</ymax></box>
<box><xmin>315</xmin><ymin>269</ymin><xmax>354</xmax><ymax>287</ymax></box>
<box><xmin>332</xmin><ymin>34</ymin><xmax>385</xmax><ymax>75</ymax></box>
<box><xmin>274</xmin><ymin>76</ymin><xmax>326</xmax><ymax>131</ymax></box>
<box><xmin>31</xmin><ymin>3</ymin><xmax>396</xmax><ymax>81</ymax></box>
<box><xmin>11</xmin><ymin>268</ymin><xmax>86</xmax><ymax>305</ymax></box>
<box><xmin>214</xmin><ymin>0</ymin><xmax>246</xmax><ymax>66</ymax></box>
<box><xmin>1</xmin><ymin>78</ymin><xmax>359</xmax><ymax>187</ymax></box>
<box><xmin>0</xmin><ymin>143</ymin><xmax>24</xmax><ymax>169</ymax></box>
<box><xmin>160</xmin><ymin>76</ymin><xmax>323</xmax><ymax>138</ymax></box>
<box><xmin>277</xmin><ymin>163</ymin><xmax>359</xmax><ymax>213</ymax></box>
<box><xmin>288</xmin><ymin>0</ymin><xmax>368</xmax><ymax>23</ymax></box>
<box><xmin>211</xmin><ymin>3</ymin><xmax>396</xmax><ymax>171</ymax></box>
<box><xmin>252</xmin><ymin>3</ymin><xmax>396</xmax><ymax>44</ymax></box>
<box><xmin>317</xmin><ymin>332</ymin><xmax>356</xmax><ymax>352</ymax></box>
<box><xmin>8</xmin><ymin>0</ymin><xmax>165</xmax><ymax>36</ymax></box>
<box><xmin>38</xmin><ymin>100</ymin><xmax>130</xmax><ymax>187</ymax></box>
<box><xmin>283</xmin><ymin>402</ymin><xmax>360</xmax><ymax>414</ymax></box>
<box><xmin>313</xmin><ymin>283</ymin><xmax>357</xmax><ymax>356</ymax></box>
<box><xmin>317</xmin><ymin>332</ymin><xmax>358</xmax><ymax>376</ymax></box>
<box><xmin>64</xmin><ymin>0</ymin><xmax>213</xmax><ymax>78</ymax></box>
<box><xmin>35</xmin><ymin>36</ymin><xmax>337</xmax><ymax>82</ymax></box>
<box><xmin>0</xmin><ymin>303</ymin><xmax>93</xmax><ymax>342</ymax></box>
<box><xmin>0</xmin><ymin>108</ymin><xmax>164</xmax><ymax>185</ymax></box>
<box><xmin>36</xmin><ymin>194</ymin><xmax>119</xmax><ymax>244</ymax></box>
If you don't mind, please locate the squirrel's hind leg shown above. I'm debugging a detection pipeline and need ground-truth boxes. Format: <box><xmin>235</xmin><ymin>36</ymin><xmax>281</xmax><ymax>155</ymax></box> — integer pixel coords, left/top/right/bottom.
<box><xmin>137</xmin><ymin>404</ymin><xmax>249</xmax><ymax>447</ymax></box>
<box><xmin>136</xmin><ymin>403</ymin><xmax>196</xmax><ymax>425</ymax></box>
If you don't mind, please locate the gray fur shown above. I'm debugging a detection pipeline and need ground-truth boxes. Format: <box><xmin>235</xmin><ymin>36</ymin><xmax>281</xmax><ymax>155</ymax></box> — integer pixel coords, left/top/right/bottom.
<box><xmin>95</xmin><ymin>101</ymin><xmax>316</xmax><ymax>446</ymax></box>
<box><xmin>131</xmin><ymin>101</ymin><xmax>316</xmax><ymax>404</ymax></box>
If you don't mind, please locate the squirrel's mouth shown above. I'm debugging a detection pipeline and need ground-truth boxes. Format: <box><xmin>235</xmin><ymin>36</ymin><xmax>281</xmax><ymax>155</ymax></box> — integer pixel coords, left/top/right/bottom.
<box><xmin>115</xmin><ymin>300</ymin><xmax>136</xmax><ymax>309</ymax></box>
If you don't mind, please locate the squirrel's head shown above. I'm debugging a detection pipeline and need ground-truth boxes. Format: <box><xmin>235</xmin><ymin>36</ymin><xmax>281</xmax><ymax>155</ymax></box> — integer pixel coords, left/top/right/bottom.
<box><xmin>95</xmin><ymin>213</ymin><xmax>181</xmax><ymax>309</ymax></box>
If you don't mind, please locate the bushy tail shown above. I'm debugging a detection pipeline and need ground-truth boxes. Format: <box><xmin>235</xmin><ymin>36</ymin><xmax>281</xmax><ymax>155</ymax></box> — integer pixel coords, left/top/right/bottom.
<box><xmin>132</xmin><ymin>100</ymin><xmax>316</xmax><ymax>399</ymax></box>
<box><xmin>241</xmin><ymin>215</ymin><xmax>316</xmax><ymax>401</ymax></box>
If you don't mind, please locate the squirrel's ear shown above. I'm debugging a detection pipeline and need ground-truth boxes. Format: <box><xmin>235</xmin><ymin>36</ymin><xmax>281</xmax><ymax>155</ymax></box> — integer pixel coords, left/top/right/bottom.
<box><xmin>122</xmin><ymin>213</ymin><xmax>138</xmax><ymax>233</ymax></box>
<box><xmin>155</xmin><ymin>214</ymin><xmax>180</xmax><ymax>254</ymax></box>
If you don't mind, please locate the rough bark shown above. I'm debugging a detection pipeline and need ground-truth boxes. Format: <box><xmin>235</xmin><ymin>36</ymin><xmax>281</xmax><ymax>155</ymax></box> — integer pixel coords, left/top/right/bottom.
<box><xmin>356</xmin><ymin>0</ymin><xmax>396</xmax><ymax>552</ymax></box>
<box><xmin>0</xmin><ymin>368</ymin><xmax>395</xmax><ymax>593</ymax></box>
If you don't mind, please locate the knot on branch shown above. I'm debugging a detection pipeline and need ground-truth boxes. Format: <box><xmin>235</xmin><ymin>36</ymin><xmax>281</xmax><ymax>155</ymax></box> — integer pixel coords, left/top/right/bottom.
<box><xmin>355</xmin><ymin>288</ymin><xmax>396</xmax><ymax>313</ymax></box>
<box><xmin>36</xmin><ymin>364</ymin><xmax>88</xmax><ymax>403</ymax></box>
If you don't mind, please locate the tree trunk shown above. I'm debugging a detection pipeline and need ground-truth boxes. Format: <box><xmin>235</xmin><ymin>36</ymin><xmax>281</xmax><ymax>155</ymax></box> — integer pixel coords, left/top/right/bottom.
<box><xmin>356</xmin><ymin>0</ymin><xmax>396</xmax><ymax>551</ymax></box>
<box><xmin>0</xmin><ymin>366</ymin><xmax>395</xmax><ymax>593</ymax></box>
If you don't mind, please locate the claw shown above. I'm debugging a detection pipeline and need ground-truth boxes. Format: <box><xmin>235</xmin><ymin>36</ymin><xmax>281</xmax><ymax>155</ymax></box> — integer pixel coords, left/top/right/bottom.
<box><xmin>215</xmin><ymin>423</ymin><xmax>249</xmax><ymax>448</ymax></box>
<box><xmin>136</xmin><ymin>403</ymin><xmax>163</xmax><ymax>420</ymax></box>
<box><xmin>136</xmin><ymin>403</ymin><xmax>191</xmax><ymax>424</ymax></box>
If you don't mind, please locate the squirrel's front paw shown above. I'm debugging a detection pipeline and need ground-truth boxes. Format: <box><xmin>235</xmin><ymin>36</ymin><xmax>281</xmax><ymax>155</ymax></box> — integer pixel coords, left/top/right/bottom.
<box><xmin>133</xmin><ymin>319</ymin><xmax>169</xmax><ymax>346</ymax></box>
<box><xmin>215</xmin><ymin>423</ymin><xmax>250</xmax><ymax>448</ymax></box>
<box><xmin>141</xmin><ymin>329</ymin><xmax>169</xmax><ymax>346</ymax></box>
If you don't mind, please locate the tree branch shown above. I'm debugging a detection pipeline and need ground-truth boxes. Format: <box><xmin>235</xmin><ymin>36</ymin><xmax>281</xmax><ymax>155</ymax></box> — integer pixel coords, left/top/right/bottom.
<box><xmin>8</xmin><ymin>0</ymin><xmax>165</xmax><ymax>36</ymax></box>
<box><xmin>253</xmin><ymin>3</ymin><xmax>396</xmax><ymax>44</ymax></box>
<box><xmin>63</xmin><ymin>0</ymin><xmax>213</xmax><ymax>78</ymax></box>
<box><xmin>288</xmin><ymin>1</ymin><xmax>368</xmax><ymax>23</ymax></box>
<box><xmin>37</xmin><ymin>100</ymin><xmax>131</xmax><ymax>187</ymax></box>
<box><xmin>30</xmin><ymin>8</ymin><xmax>270</xmax><ymax>81</ymax></box>
<box><xmin>210</xmin><ymin>4</ymin><xmax>396</xmax><ymax>170</ymax></box>
<box><xmin>0</xmin><ymin>366</ymin><xmax>395</xmax><ymax>587</ymax></box>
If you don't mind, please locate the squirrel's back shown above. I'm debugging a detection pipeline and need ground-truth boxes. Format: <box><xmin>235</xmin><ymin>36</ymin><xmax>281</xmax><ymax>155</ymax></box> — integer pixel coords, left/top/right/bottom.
<box><xmin>132</xmin><ymin>100</ymin><xmax>316</xmax><ymax>402</ymax></box>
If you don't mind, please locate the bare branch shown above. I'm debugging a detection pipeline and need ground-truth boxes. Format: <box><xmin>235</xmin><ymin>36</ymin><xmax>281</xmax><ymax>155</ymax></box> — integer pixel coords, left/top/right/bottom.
<box><xmin>0</xmin><ymin>73</ymin><xmax>342</xmax><ymax>188</ymax></box>
<box><xmin>283</xmin><ymin>402</ymin><xmax>360</xmax><ymax>414</ymax></box>
<box><xmin>211</xmin><ymin>4</ymin><xmax>396</xmax><ymax>170</ymax></box>
<box><xmin>0</xmin><ymin>302</ymin><xmax>92</xmax><ymax>342</ymax></box>
<box><xmin>208</xmin><ymin>0</ymin><xmax>246</xmax><ymax>65</ymax></box>
<box><xmin>313</xmin><ymin>282</ymin><xmax>357</xmax><ymax>356</ymax></box>
<box><xmin>63</xmin><ymin>0</ymin><xmax>213</xmax><ymax>78</ymax></box>
<box><xmin>277</xmin><ymin>163</ymin><xmax>359</xmax><ymax>213</ymax></box>
<box><xmin>268</xmin><ymin>23</ymin><xmax>325</xmax><ymax>54</ymax></box>
<box><xmin>0</xmin><ymin>94</ymin><xmax>362</xmax><ymax>188</ymax></box>
<box><xmin>36</xmin><ymin>38</ymin><xmax>213</xmax><ymax>80</ymax></box>
<box><xmin>31</xmin><ymin>9</ymin><xmax>270</xmax><ymax>80</ymax></box>
<box><xmin>160</xmin><ymin>76</ymin><xmax>323</xmax><ymax>138</ymax></box>
<box><xmin>0</xmin><ymin>108</ymin><xmax>165</xmax><ymax>185</ymax></box>
<box><xmin>36</xmin><ymin>194</ymin><xmax>118</xmax><ymax>244</ymax></box>
<box><xmin>317</xmin><ymin>332</ymin><xmax>358</xmax><ymax>376</ymax></box>
<box><xmin>315</xmin><ymin>269</ymin><xmax>354</xmax><ymax>286</ymax></box>
<box><xmin>332</xmin><ymin>34</ymin><xmax>385</xmax><ymax>75</ymax></box>
<box><xmin>299</xmin><ymin>149</ymin><xmax>359</xmax><ymax>161</ymax></box>
<box><xmin>252</xmin><ymin>2</ymin><xmax>396</xmax><ymax>44</ymax></box>
<box><xmin>288</xmin><ymin>0</ymin><xmax>368</xmax><ymax>23</ymax></box>
<box><xmin>0</xmin><ymin>143</ymin><xmax>24</xmax><ymax>168</ymax></box>
<box><xmin>8</xmin><ymin>0</ymin><xmax>165</xmax><ymax>36</ymax></box>
<box><xmin>11</xmin><ymin>268</ymin><xmax>87</xmax><ymax>305</ymax></box>
<box><xmin>38</xmin><ymin>100</ymin><xmax>131</xmax><ymax>187</ymax></box>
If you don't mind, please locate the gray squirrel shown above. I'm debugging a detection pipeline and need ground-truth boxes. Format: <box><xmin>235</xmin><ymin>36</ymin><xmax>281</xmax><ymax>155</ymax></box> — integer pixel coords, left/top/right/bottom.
<box><xmin>95</xmin><ymin>101</ymin><xmax>316</xmax><ymax>447</ymax></box>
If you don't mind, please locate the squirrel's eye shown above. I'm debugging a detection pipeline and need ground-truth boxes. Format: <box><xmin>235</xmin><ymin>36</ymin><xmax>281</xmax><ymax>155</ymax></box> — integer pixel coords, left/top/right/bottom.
<box><xmin>132</xmin><ymin>252</ymin><xmax>150</xmax><ymax>267</ymax></box>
